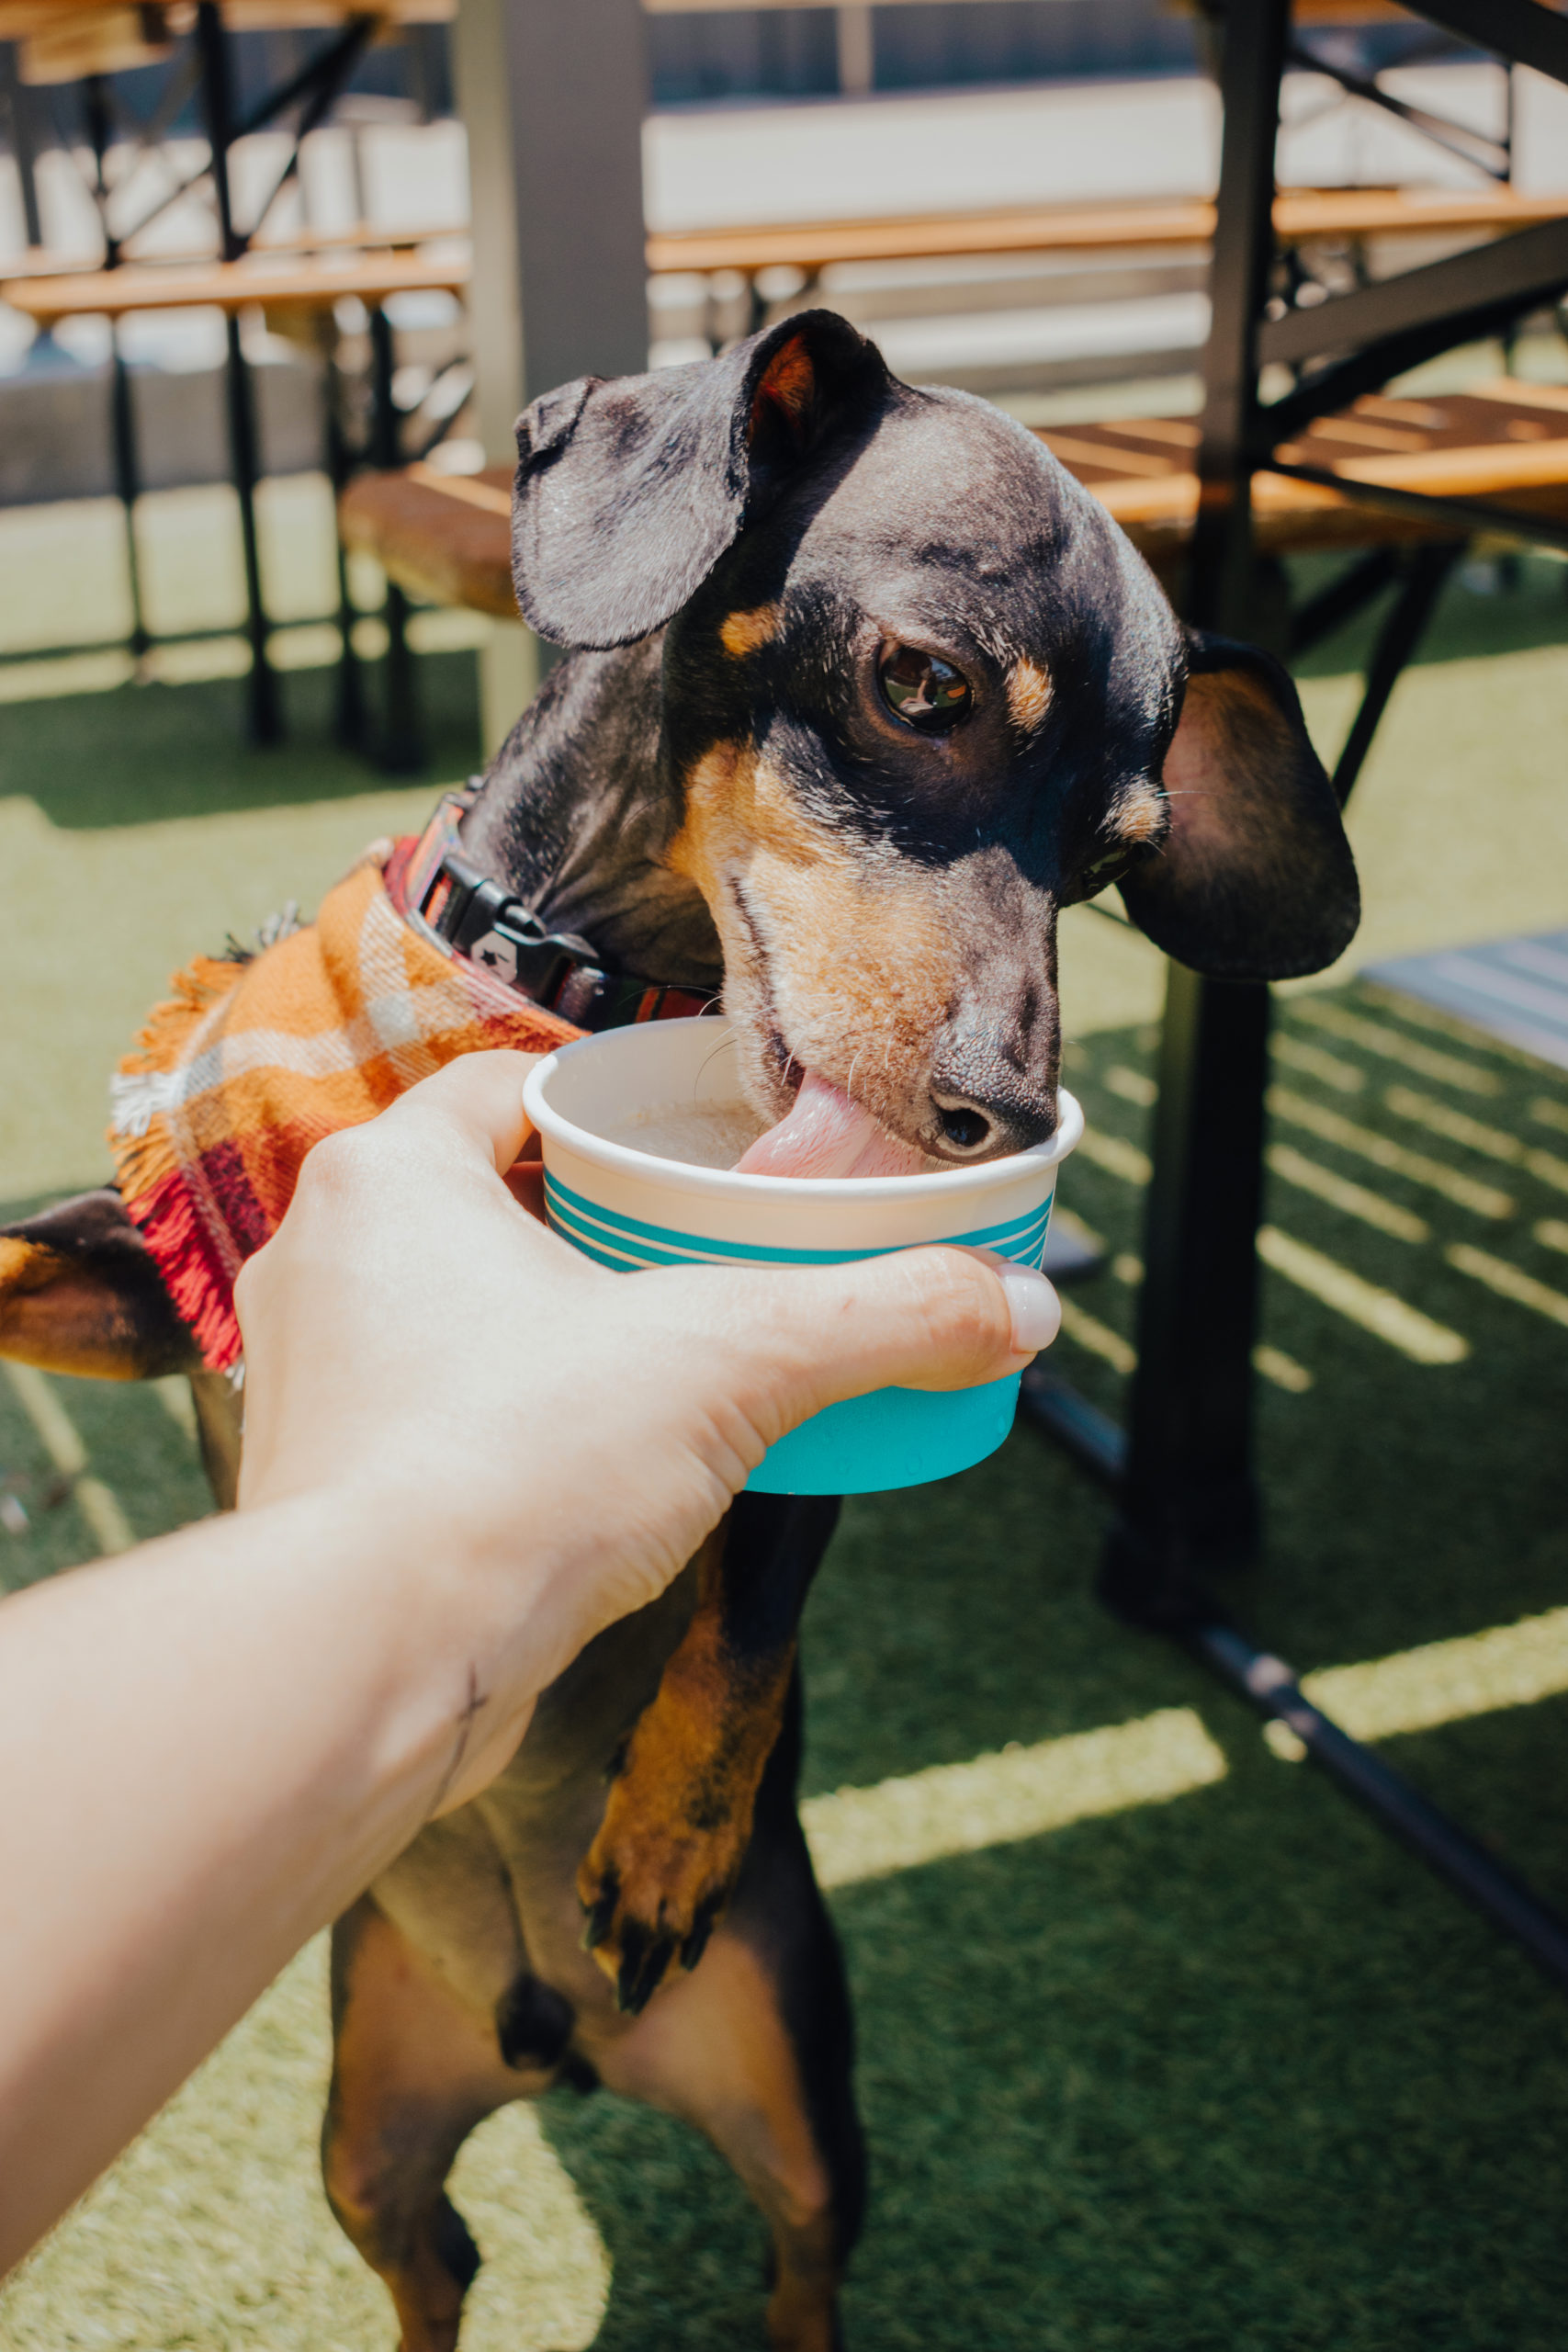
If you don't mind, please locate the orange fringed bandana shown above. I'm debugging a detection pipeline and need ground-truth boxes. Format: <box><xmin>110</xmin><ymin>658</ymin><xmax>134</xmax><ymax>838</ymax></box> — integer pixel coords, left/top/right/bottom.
<box><xmin>108</xmin><ymin>842</ymin><xmax>582</xmax><ymax>1373</ymax></box>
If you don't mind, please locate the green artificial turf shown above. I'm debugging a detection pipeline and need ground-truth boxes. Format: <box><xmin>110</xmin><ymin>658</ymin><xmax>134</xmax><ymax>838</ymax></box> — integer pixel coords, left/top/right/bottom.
<box><xmin>2</xmin><ymin>540</ymin><xmax>1567</xmax><ymax>2348</ymax></box>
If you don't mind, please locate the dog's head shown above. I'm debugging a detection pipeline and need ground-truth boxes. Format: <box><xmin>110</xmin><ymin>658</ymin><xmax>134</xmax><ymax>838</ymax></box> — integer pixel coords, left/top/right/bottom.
<box><xmin>512</xmin><ymin>311</ymin><xmax>1359</xmax><ymax>1163</ymax></box>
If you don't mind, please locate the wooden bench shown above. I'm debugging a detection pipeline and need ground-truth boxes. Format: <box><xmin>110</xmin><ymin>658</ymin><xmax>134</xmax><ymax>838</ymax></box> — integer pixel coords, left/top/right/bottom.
<box><xmin>0</xmin><ymin>0</ymin><xmax>453</xmax><ymax>85</ymax></box>
<box><xmin>645</xmin><ymin>187</ymin><xmax>1568</xmax><ymax>286</ymax></box>
<box><xmin>340</xmin><ymin>382</ymin><xmax>1568</xmax><ymax>621</ymax></box>
<box><xmin>1</xmin><ymin>251</ymin><xmax>469</xmax><ymax>327</ymax></box>
<box><xmin>1</xmin><ymin>250</ymin><xmax>472</xmax><ymax>760</ymax></box>
<box><xmin>0</xmin><ymin>221</ymin><xmax>469</xmax><ymax>283</ymax></box>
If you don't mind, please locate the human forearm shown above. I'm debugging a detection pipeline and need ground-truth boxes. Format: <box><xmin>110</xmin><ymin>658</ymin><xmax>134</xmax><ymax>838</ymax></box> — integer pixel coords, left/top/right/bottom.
<box><xmin>0</xmin><ymin>1483</ymin><xmax>502</xmax><ymax>2270</ymax></box>
<box><xmin>0</xmin><ymin>1054</ymin><xmax>1056</xmax><ymax>2273</ymax></box>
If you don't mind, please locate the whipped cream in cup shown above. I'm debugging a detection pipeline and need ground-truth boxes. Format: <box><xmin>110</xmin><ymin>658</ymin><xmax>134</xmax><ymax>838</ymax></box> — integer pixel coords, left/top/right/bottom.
<box><xmin>522</xmin><ymin>1017</ymin><xmax>1082</xmax><ymax>1495</ymax></box>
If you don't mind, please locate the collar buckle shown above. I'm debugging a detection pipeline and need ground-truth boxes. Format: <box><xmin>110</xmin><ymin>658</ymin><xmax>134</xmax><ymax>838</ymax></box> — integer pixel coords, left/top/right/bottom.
<box><xmin>422</xmin><ymin>850</ymin><xmax>606</xmax><ymax>1006</ymax></box>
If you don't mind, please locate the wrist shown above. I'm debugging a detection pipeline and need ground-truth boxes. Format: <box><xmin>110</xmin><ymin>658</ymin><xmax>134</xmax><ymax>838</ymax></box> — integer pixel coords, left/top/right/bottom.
<box><xmin>245</xmin><ymin>1469</ymin><xmax>554</xmax><ymax>1816</ymax></box>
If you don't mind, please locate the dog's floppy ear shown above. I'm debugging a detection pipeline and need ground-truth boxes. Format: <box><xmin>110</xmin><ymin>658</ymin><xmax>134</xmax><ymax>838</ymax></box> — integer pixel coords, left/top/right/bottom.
<box><xmin>510</xmin><ymin>310</ymin><xmax>888</xmax><ymax>650</ymax></box>
<box><xmin>1117</xmin><ymin>629</ymin><xmax>1360</xmax><ymax>980</ymax></box>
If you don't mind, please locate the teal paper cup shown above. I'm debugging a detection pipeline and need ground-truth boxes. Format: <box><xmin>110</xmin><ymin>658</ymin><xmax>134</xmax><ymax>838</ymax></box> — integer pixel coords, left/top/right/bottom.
<box><xmin>522</xmin><ymin>1019</ymin><xmax>1081</xmax><ymax>1496</ymax></box>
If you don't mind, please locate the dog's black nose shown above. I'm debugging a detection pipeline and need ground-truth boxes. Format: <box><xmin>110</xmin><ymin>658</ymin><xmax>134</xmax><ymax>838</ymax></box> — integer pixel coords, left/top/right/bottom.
<box><xmin>930</xmin><ymin>1059</ymin><xmax>1058</xmax><ymax>1159</ymax></box>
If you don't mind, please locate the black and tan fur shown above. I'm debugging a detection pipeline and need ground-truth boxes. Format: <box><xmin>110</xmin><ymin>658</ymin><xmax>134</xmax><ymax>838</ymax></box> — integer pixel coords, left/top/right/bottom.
<box><xmin>0</xmin><ymin>312</ymin><xmax>1356</xmax><ymax>2349</ymax></box>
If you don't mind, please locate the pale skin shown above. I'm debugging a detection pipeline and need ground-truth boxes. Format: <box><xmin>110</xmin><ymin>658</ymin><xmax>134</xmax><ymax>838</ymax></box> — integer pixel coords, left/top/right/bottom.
<box><xmin>0</xmin><ymin>1050</ymin><xmax>1059</xmax><ymax>2275</ymax></box>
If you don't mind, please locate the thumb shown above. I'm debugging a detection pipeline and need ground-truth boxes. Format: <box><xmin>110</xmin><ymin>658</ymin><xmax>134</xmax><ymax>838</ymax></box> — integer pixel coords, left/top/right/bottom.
<box><xmin>687</xmin><ymin>1245</ymin><xmax>1061</xmax><ymax>1449</ymax></box>
<box><xmin>376</xmin><ymin>1049</ymin><xmax>544</xmax><ymax>1176</ymax></box>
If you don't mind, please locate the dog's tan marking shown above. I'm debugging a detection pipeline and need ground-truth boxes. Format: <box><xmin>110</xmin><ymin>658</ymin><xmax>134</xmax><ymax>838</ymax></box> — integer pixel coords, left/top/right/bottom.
<box><xmin>0</xmin><ymin>1237</ymin><xmax>164</xmax><ymax>1381</ymax></box>
<box><xmin>1006</xmin><ymin>654</ymin><xmax>1053</xmax><ymax>732</ymax></box>
<box><xmin>668</xmin><ymin>741</ymin><xmax>960</xmax><ymax>1136</ymax></box>
<box><xmin>323</xmin><ymin>1897</ymin><xmax>521</xmax><ymax>2352</ymax></box>
<box><xmin>595</xmin><ymin>1929</ymin><xmax>845</xmax><ymax>2350</ymax></box>
<box><xmin>579</xmin><ymin>1521</ymin><xmax>793</xmax><ymax>2004</ymax></box>
<box><xmin>719</xmin><ymin>601</ymin><xmax>783</xmax><ymax>659</ymax></box>
<box><xmin>1114</xmin><ymin>782</ymin><xmax>1166</xmax><ymax>846</ymax></box>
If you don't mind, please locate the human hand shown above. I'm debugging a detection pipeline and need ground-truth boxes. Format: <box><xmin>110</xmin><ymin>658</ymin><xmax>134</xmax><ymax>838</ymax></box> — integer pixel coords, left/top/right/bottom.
<box><xmin>234</xmin><ymin>1052</ymin><xmax>1058</xmax><ymax>1804</ymax></box>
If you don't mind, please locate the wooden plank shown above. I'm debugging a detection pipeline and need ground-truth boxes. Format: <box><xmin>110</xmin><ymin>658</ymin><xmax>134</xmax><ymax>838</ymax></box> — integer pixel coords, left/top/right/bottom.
<box><xmin>1</xmin><ymin>222</ymin><xmax>467</xmax><ymax>280</ymax></box>
<box><xmin>1301</xmin><ymin>437</ymin><xmax>1568</xmax><ymax>497</ymax></box>
<box><xmin>340</xmin><ymin>465</ymin><xmax>519</xmax><ymax>618</ymax></box>
<box><xmin>1</xmin><ymin>252</ymin><xmax>469</xmax><ymax>322</ymax></box>
<box><xmin>1472</xmin><ymin>378</ymin><xmax>1568</xmax><ymax>415</ymax></box>
<box><xmin>0</xmin><ymin>0</ymin><xmax>450</xmax><ymax>31</ymax></box>
<box><xmin>647</xmin><ymin>202</ymin><xmax>1216</xmax><ymax>277</ymax></box>
<box><xmin>646</xmin><ymin>187</ymin><xmax>1568</xmax><ymax>279</ymax></box>
<box><xmin>341</xmin><ymin>390</ymin><xmax>1568</xmax><ymax>616</ymax></box>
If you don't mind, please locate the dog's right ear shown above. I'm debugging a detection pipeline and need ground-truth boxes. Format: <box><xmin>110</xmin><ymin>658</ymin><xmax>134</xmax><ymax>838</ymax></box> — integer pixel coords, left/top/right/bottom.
<box><xmin>511</xmin><ymin>311</ymin><xmax>888</xmax><ymax>650</ymax></box>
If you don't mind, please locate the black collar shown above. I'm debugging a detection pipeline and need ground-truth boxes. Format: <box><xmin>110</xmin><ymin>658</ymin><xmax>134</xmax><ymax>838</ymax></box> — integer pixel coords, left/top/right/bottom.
<box><xmin>397</xmin><ymin>788</ymin><xmax>716</xmax><ymax>1032</ymax></box>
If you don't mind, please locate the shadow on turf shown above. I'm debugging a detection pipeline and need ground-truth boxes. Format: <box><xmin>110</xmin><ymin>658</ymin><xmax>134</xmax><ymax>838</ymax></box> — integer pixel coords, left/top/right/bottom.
<box><xmin>0</xmin><ymin>650</ymin><xmax>482</xmax><ymax>831</ymax></box>
<box><xmin>527</xmin><ymin>986</ymin><xmax>1568</xmax><ymax>2352</ymax></box>
<box><xmin>4</xmin><ymin>994</ymin><xmax>1567</xmax><ymax>2347</ymax></box>
<box><xmin>3</xmin><ymin>564</ymin><xmax>1562</xmax><ymax>837</ymax></box>
<box><xmin>1289</xmin><ymin>551</ymin><xmax>1568</xmax><ymax>682</ymax></box>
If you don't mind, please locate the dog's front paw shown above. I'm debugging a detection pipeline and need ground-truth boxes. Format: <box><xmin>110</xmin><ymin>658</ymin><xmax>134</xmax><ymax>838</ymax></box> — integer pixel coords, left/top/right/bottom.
<box><xmin>577</xmin><ymin>1790</ymin><xmax>750</xmax><ymax>2014</ymax></box>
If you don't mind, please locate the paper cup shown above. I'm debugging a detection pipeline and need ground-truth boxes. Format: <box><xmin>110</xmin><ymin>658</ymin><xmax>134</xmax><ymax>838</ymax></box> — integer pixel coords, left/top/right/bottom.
<box><xmin>522</xmin><ymin>1019</ymin><xmax>1081</xmax><ymax>1496</ymax></box>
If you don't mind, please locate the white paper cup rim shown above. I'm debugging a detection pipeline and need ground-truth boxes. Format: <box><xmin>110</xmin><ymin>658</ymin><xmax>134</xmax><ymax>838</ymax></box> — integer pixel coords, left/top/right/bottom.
<box><xmin>522</xmin><ymin>1022</ymin><xmax>1083</xmax><ymax>1207</ymax></box>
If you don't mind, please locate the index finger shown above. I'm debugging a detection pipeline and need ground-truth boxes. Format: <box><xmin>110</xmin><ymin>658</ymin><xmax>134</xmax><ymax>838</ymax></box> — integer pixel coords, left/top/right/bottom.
<box><xmin>380</xmin><ymin>1051</ymin><xmax>545</xmax><ymax>1178</ymax></box>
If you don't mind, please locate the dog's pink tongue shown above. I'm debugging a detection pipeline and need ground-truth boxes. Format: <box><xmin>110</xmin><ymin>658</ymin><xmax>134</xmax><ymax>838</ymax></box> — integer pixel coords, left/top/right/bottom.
<box><xmin>734</xmin><ymin>1069</ymin><xmax>928</xmax><ymax>1179</ymax></box>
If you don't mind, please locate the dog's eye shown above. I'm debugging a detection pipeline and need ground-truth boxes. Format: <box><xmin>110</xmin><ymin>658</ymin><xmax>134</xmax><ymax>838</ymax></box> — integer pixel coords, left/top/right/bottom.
<box><xmin>878</xmin><ymin>644</ymin><xmax>972</xmax><ymax>733</ymax></box>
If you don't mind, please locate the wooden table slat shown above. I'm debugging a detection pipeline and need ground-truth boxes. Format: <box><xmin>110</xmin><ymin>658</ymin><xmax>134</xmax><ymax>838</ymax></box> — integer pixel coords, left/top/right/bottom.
<box><xmin>645</xmin><ymin>187</ymin><xmax>1568</xmax><ymax>278</ymax></box>
<box><xmin>341</xmin><ymin>388</ymin><xmax>1568</xmax><ymax>617</ymax></box>
<box><xmin>1</xmin><ymin>252</ymin><xmax>470</xmax><ymax>322</ymax></box>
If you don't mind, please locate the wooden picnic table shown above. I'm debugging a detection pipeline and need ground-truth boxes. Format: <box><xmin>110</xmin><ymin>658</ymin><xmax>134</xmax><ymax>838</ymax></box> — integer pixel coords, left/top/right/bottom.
<box><xmin>339</xmin><ymin>382</ymin><xmax>1568</xmax><ymax>621</ymax></box>
<box><xmin>1</xmin><ymin>249</ymin><xmax>468</xmax><ymax>323</ymax></box>
<box><xmin>645</xmin><ymin>187</ymin><xmax>1568</xmax><ymax>280</ymax></box>
<box><xmin>0</xmin><ymin>220</ymin><xmax>468</xmax><ymax>281</ymax></box>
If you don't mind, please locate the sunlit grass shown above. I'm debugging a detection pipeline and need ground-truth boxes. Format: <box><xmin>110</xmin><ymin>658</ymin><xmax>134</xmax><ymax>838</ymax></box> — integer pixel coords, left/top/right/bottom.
<box><xmin>1266</xmin><ymin>1608</ymin><xmax>1568</xmax><ymax>1758</ymax></box>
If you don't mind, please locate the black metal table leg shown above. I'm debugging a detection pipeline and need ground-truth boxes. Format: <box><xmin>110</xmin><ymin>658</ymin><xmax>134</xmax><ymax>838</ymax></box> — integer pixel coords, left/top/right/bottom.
<box><xmin>2</xmin><ymin>41</ymin><xmax>43</xmax><ymax>250</ymax></box>
<box><xmin>220</xmin><ymin>311</ymin><xmax>279</xmax><ymax>742</ymax></box>
<box><xmin>1188</xmin><ymin>1618</ymin><xmax>1568</xmax><ymax>1993</ymax></box>
<box><xmin>1103</xmin><ymin>0</ymin><xmax>1290</xmax><ymax>1615</ymax></box>
<box><xmin>368</xmin><ymin>302</ymin><xmax>423</xmax><ymax>774</ymax></box>
<box><xmin>320</xmin><ymin>317</ymin><xmax>367</xmax><ymax>751</ymax></box>
<box><xmin>80</xmin><ymin>69</ymin><xmax>152</xmax><ymax>672</ymax></box>
<box><xmin>196</xmin><ymin>0</ymin><xmax>281</xmax><ymax>747</ymax></box>
<box><xmin>1328</xmin><ymin>539</ymin><xmax>1466</xmax><ymax>804</ymax></box>
<box><xmin>107</xmin><ymin>328</ymin><xmax>151</xmax><ymax>667</ymax></box>
<box><xmin>1104</xmin><ymin>970</ymin><xmax>1271</xmax><ymax>1611</ymax></box>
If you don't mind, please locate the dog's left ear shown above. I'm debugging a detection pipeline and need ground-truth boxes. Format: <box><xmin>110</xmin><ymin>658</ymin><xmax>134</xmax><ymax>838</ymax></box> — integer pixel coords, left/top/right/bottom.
<box><xmin>1117</xmin><ymin>629</ymin><xmax>1360</xmax><ymax>980</ymax></box>
<box><xmin>510</xmin><ymin>310</ymin><xmax>888</xmax><ymax>650</ymax></box>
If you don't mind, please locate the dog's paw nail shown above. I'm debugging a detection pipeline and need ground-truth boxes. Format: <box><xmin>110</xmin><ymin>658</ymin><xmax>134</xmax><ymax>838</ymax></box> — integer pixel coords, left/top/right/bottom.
<box><xmin>679</xmin><ymin>1889</ymin><xmax>724</xmax><ymax>1973</ymax></box>
<box><xmin>580</xmin><ymin>1870</ymin><xmax>620</xmax><ymax>1950</ymax></box>
<box><xmin>615</xmin><ymin>1924</ymin><xmax>671</xmax><ymax>2016</ymax></box>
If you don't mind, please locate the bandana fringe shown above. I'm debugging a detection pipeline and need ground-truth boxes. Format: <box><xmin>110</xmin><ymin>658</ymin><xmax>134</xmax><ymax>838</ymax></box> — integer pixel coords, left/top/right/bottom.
<box><xmin>130</xmin><ymin>1166</ymin><xmax>245</xmax><ymax>1371</ymax></box>
<box><xmin>107</xmin><ymin>848</ymin><xmax>581</xmax><ymax>1373</ymax></box>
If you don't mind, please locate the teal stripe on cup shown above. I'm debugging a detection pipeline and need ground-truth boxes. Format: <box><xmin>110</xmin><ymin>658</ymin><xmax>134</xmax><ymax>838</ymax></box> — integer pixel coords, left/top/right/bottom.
<box><xmin>541</xmin><ymin>1168</ymin><xmax>1055</xmax><ymax>1494</ymax></box>
<box><xmin>544</xmin><ymin>1170</ymin><xmax>1052</xmax><ymax>1271</ymax></box>
<box><xmin>521</xmin><ymin>1020</ymin><xmax>1081</xmax><ymax>1495</ymax></box>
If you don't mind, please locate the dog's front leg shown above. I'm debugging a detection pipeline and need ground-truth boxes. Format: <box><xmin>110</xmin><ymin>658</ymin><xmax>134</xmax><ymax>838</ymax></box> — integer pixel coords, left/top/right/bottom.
<box><xmin>0</xmin><ymin>1190</ymin><xmax>198</xmax><ymax>1381</ymax></box>
<box><xmin>578</xmin><ymin>1490</ymin><xmax>838</xmax><ymax>2015</ymax></box>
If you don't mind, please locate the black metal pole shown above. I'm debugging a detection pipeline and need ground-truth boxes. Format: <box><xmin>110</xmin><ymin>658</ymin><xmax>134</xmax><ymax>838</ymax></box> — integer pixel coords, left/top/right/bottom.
<box><xmin>321</xmin><ymin>324</ymin><xmax>367</xmax><ymax>751</ymax></box>
<box><xmin>1329</xmin><ymin>541</ymin><xmax>1466</xmax><ymax>804</ymax></box>
<box><xmin>108</xmin><ymin>332</ymin><xmax>151</xmax><ymax>664</ymax></box>
<box><xmin>221</xmin><ymin>311</ymin><xmax>279</xmax><ymax>741</ymax></box>
<box><xmin>1102</xmin><ymin>0</ymin><xmax>1290</xmax><ymax>1612</ymax></box>
<box><xmin>2</xmin><ymin>42</ymin><xmax>44</xmax><ymax>250</ymax></box>
<box><xmin>368</xmin><ymin>303</ymin><xmax>423</xmax><ymax>773</ymax></box>
<box><xmin>78</xmin><ymin>70</ymin><xmax>154</xmax><ymax>668</ymax></box>
<box><xmin>196</xmin><ymin>0</ymin><xmax>281</xmax><ymax>745</ymax></box>
<box><xmin>1190</xmin><ymin>1620</ymin><xmax>1568</xmax><ymax>1993</ymax></box>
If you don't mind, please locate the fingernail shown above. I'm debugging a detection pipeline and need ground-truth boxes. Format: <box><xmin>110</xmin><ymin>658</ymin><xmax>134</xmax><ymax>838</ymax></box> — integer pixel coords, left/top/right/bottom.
<box><xmin>999</xmin><ymin>1266</ymin><xmax>1061</xmax><ymax>1354</ymax></box>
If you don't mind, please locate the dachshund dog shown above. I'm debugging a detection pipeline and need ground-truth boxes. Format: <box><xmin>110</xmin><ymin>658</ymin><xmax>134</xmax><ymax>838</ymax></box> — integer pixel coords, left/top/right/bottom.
<box><xmin>0</xmin><ymin>311</ymin><xmax>1357</xmax><ymax>2350</ymax></box>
